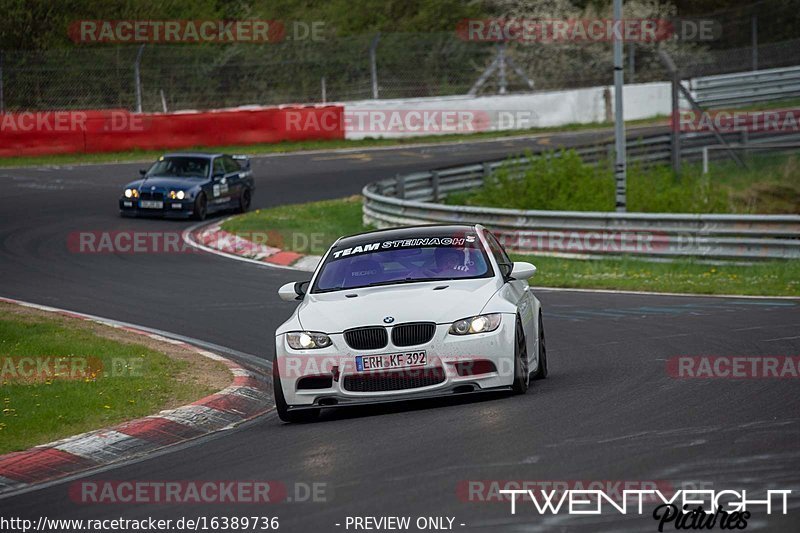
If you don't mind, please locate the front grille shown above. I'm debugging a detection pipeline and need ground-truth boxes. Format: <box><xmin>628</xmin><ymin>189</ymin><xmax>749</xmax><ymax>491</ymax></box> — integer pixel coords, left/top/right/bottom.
<box><xmin>391</xmin><ymin>322</ymin><xmax>436</xmax><ymax>347</ymax></box>
<box><xmin>343</xmin><ymin>367</ymin><xmax>445</xmax><ymax>392</ymax></box>
<box><xmin>344</xmin><ymin>326</ymin><xmax>388</xmax><ymax>350</ymax></box>
<box><xmin>139</xmin><ymin>192</ymin><xmax>164</xmax><ymax>201</ymax></box>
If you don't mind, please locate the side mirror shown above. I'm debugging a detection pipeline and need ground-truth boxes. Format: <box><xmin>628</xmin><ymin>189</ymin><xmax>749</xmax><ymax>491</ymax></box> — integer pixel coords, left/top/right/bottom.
<box><xmin>278</xmin><ymin>281</ymin><xmax>310</xmax><ymax>302</ymax></box>
<box><xmin>213</xmin><ymin>172</ymin><xmax>225</xmax><ymax>180</ymax></box>
<box><xmin>139</xmin><ymin>169</ymin><xmax>147</xmax><ymax>176</ymax></box>
<box><xmin>510</xmin><ymin>261</ymin><xmax>537</xmax><ymax>280</ymax></box>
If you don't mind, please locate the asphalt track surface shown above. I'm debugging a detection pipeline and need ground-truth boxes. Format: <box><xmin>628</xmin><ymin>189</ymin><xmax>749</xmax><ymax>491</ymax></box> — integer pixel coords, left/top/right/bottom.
<box><xmin>1</xmin><ymin>128</ymin><xmax>799</xmax><ymax>532</ymax></box>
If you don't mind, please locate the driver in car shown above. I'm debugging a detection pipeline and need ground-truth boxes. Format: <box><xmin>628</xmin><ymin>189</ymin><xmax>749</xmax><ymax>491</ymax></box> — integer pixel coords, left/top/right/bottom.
<box><xmin>433</xmin><ymin>247</ymin><xmax>469</xmax><ymax>275</ymax></box>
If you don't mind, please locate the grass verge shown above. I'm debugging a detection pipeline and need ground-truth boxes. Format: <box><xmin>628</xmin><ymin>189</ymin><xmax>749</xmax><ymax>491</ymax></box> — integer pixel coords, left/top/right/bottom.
<box><xmin>0</xmin><ymin>302</ymin><xmax>231</xmax><ymax>454</ymax></box>
<box><xmin>447</xmin><ymin>150</ymin><xmax>800</xmax><ymax>214</ymax></box>
<box><xmin>221</xmin><ymin>197</ymin><xmax>800</xmax><ymax>297</ymax></box>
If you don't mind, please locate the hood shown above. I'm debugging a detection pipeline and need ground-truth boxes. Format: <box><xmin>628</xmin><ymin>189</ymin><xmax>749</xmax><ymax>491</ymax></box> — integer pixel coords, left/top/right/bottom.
<box><xmin>124</xmin><ymin>176</ymin><xmax>206</xmax><ymax>190</ymax></box>
<box><xmin>297</xmin><ymin>278</ymin><xmax>500</xmax><ymax>333</ymax></box>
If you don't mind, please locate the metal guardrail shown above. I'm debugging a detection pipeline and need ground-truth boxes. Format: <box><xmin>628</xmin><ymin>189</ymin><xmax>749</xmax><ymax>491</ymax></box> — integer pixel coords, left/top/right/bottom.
<box><xmin>362</xmin><ymin>133</ymin><xmax>800</xmax><ymax>261</ymax></box>
<box><xmin>686</xmin><ymin>65</ymin><xmax>800</xmax><ymax>109</ymax></box>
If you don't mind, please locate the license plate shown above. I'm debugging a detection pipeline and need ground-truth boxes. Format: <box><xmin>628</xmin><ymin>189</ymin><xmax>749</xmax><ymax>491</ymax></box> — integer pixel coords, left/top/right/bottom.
<box><xmin>355</xmin><ymin>351</ymin><xmax>426</xmax><ymax>372</ymax></box>
<box><xmin>139</xmin><ymin>200</ymin><xmax>163</xmax><ymax>209</ymax></box>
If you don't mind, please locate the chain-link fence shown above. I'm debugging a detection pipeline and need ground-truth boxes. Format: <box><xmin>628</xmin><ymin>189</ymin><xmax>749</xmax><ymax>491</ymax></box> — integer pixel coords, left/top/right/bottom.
<box><xmin>2</xmin><ymin>31</ymin><xmax>800</xmax><ymax>113</ymax></box>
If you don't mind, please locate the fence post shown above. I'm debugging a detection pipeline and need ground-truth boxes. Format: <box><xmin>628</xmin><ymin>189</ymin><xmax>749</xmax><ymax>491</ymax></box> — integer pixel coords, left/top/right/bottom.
<box><xmin>659</xmin><ymin>48</ymin><xmax>681</xmax><ymax>178</ymax></box>
<box><xmin>612</xmin><ymin>0</ymin><xmax>627</xmax><ymax>212</ymax></box>
<box><xmin>369</xmin><ymin>33</ymin><xmax>380</xmax><ymax>99</ymax></box>
<box><xmin>431</xmin><ymin>171</ymin><xmax>440</xmax><ymax>202</ymax></box>
<box><xmin>751</xmin><ymin>15</ymin><xmax>758</xmax><ymax>71</ymax></box>
<box><xmin>497</xmin><ymin>43</ymin><xmax>507</xmax><ymax>95</ymax></box>
<box><xmin>628</xmin><ymin>42</ymin><xmax>635</xmax><ymax>83</ymax></box>
<box><xmin>321</xmin><ymin>76</ymin><xmax>327</xmax><ymax>104</ymax></box>
<box><xmin>396</xmin><ymin>174</ymin><xmax>405</xmax><ymax>199</ymax></box>
<box><xmin>134</xmin><ymin>44</ymin><xmax>145</xmax><ymax>113</ymax></box>
<box><xmin>0</xmin><ymin>50</ymin><xmax>4</xmax><ymax>114</ymax></box>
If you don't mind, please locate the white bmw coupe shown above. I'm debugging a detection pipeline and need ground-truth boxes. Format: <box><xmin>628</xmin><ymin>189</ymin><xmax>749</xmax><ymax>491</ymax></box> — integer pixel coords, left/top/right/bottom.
<box><xmin>273</xmin><ymin>224</ymin><xmax>547</xmax><ymax>422</ymax></box>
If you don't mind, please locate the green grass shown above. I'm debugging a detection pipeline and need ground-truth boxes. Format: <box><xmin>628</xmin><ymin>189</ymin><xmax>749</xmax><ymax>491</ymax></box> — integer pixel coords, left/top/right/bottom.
<box><xmin>446</xmin><ymin>150</ymin><xmax>800</xmax><ymax>214</ymax></box>
<box><xmin>222</xmin><ymin>196</ymin><xmax>367</xmax><ymax>255</ymax></box>
<box><xmin>0</xmin><ymin>117</ymin><xmax>665</xmax><ymax>169</ymax></box>
<box><xmin>513</xmin><ymin>255</ymin><xmax>800</xmax><ymax>296</ymax></box>
<box><xmin>222</xmin><ymin>196</ymin><xmax>800</xmax><ymax>297</ymax></box>
<box><xmin>0</xmin><ymin>312</ymin><xmax>218</xmax><ymax>454</ymax></box>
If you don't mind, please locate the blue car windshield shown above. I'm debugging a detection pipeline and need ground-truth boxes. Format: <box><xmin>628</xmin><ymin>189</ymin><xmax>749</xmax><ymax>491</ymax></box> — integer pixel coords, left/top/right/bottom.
<box><xmin>312</xmin><ymin>236</ymin><xmax>493</xmax><ymax>293</ymax></box>
<box><xmin>147</xmin><ymin>157</ymin><xmax>209</xmax><ymax>178</ymax></box>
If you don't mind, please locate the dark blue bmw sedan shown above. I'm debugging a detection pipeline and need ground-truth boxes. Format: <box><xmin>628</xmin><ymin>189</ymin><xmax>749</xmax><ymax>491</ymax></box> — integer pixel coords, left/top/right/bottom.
<box><xmin>119</xmin><ymin>153</ymin><xmax>255</xmax><ymax>220</ymax></box>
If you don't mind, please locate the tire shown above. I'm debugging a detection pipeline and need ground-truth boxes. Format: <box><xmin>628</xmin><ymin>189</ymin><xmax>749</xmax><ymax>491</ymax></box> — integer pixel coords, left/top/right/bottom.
<box><xmin>237</xmin><ymin>188</ymin><xmax>252</xmax><ymax>213</ymax></box>
<box><xmin>531</xmin><ymin>313</ymin><xmax>548</xmax><ymax>380</ymax></box>
<box><xmin>273</xmin><ymin>362</ymin><xmax>320</xmax><ymax>423</ymax></box>
<box><xmin>511</xmin><ymin>315</ymin><xmax>530</xmax><ymax>395</ymax></box>
<box><xmin>192</xmin><ymin>193</ymin><xmax>207</xmax><ymax>221</ymax></box>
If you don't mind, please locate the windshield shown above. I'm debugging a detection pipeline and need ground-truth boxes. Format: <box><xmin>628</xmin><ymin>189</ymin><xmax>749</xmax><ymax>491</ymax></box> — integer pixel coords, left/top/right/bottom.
<box><xmin>147</xmin><ymin>157</ymin><xmax>210</xmax><ymax>178</ymax></box>
<box><xmin>312</xmin><ymin>234</ymin><xmax>492</xmax><ymax>293</ymax></box>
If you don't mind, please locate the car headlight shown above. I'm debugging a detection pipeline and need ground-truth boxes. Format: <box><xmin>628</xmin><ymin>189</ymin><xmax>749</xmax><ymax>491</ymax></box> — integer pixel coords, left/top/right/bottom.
<box><xmin>286</xmin><ymin>331</ymin><xmax>332</xmax><ymax>350</ymax></box>
<box><xmin>124</xmin><ymin>188</ymin><xmax>137</xmax><ymax>198</ymax></box>
<box><xmin>449</xmin><ymin>313</ymin><xmax>503</xmax><ymax>335</ymax></box>
<box><xmin>169</xmin><ymin>190</ymin><xmax>186</xmax><ymax>200</ymax></box>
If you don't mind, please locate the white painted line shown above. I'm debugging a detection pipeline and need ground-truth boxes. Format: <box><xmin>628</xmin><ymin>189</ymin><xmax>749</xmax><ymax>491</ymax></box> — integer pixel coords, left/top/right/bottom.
<box><xmin>158</xmin><ymin>404</ymin><xmax>244</xmax><ymax>431</ymax></box>
<box><xmin>762</xmin><ymin>335</ymin><xmax>800</xmax><ymax>342</ymax></box>
<box><xmin>53</xmin><ymin>431</ymin><xmax>155</xmax><ymax>464</ymax></box>
<box><xmin>531</xmin><ymin>286</ymin><xmax>800</xmax><ymax>300</ymax></box>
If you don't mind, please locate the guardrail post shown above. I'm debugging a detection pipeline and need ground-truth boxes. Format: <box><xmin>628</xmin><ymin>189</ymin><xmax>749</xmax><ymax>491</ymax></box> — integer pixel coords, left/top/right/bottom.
<box><xmin>0</xmin><ymin>50</ymin><xmax>4</xmax><ymax>114</ymax></box>
<box><xmin>740</xmin><ymin>130</ymin><xmax>749</xmax><ymax>161</ymax></box>
<box><xmin>431</xmin><ymin>171</ymin><xmax>440</xmax><ymax>202</ymax></box>
<box><xmin>395</xmin><ymin>174</ymin><xmax>405</xmax><ymax>199</ymax></box>
<box><xmin>483</xmin><ymin>162</ymin><xmax>492</xmax><ymax>180</ymax></box>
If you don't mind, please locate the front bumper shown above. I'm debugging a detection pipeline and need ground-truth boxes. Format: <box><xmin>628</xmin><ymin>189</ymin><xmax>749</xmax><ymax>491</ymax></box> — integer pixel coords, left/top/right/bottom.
<box><xmin>274</xmin><ymin>314</ymin><xmax>517</xmax><ymax>408</ymax></box>
<box><xmin>119</xmin><ymin>198</ymin><xmax>194</xmax><ymax>218</ymax></box>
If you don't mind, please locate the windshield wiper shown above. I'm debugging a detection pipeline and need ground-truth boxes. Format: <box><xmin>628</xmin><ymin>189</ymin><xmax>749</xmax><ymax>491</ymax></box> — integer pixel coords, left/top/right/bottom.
<box><xmin>365</xmin><ymin>277</ymin><xmax>436</xmax><ymax>288</ymax></box>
